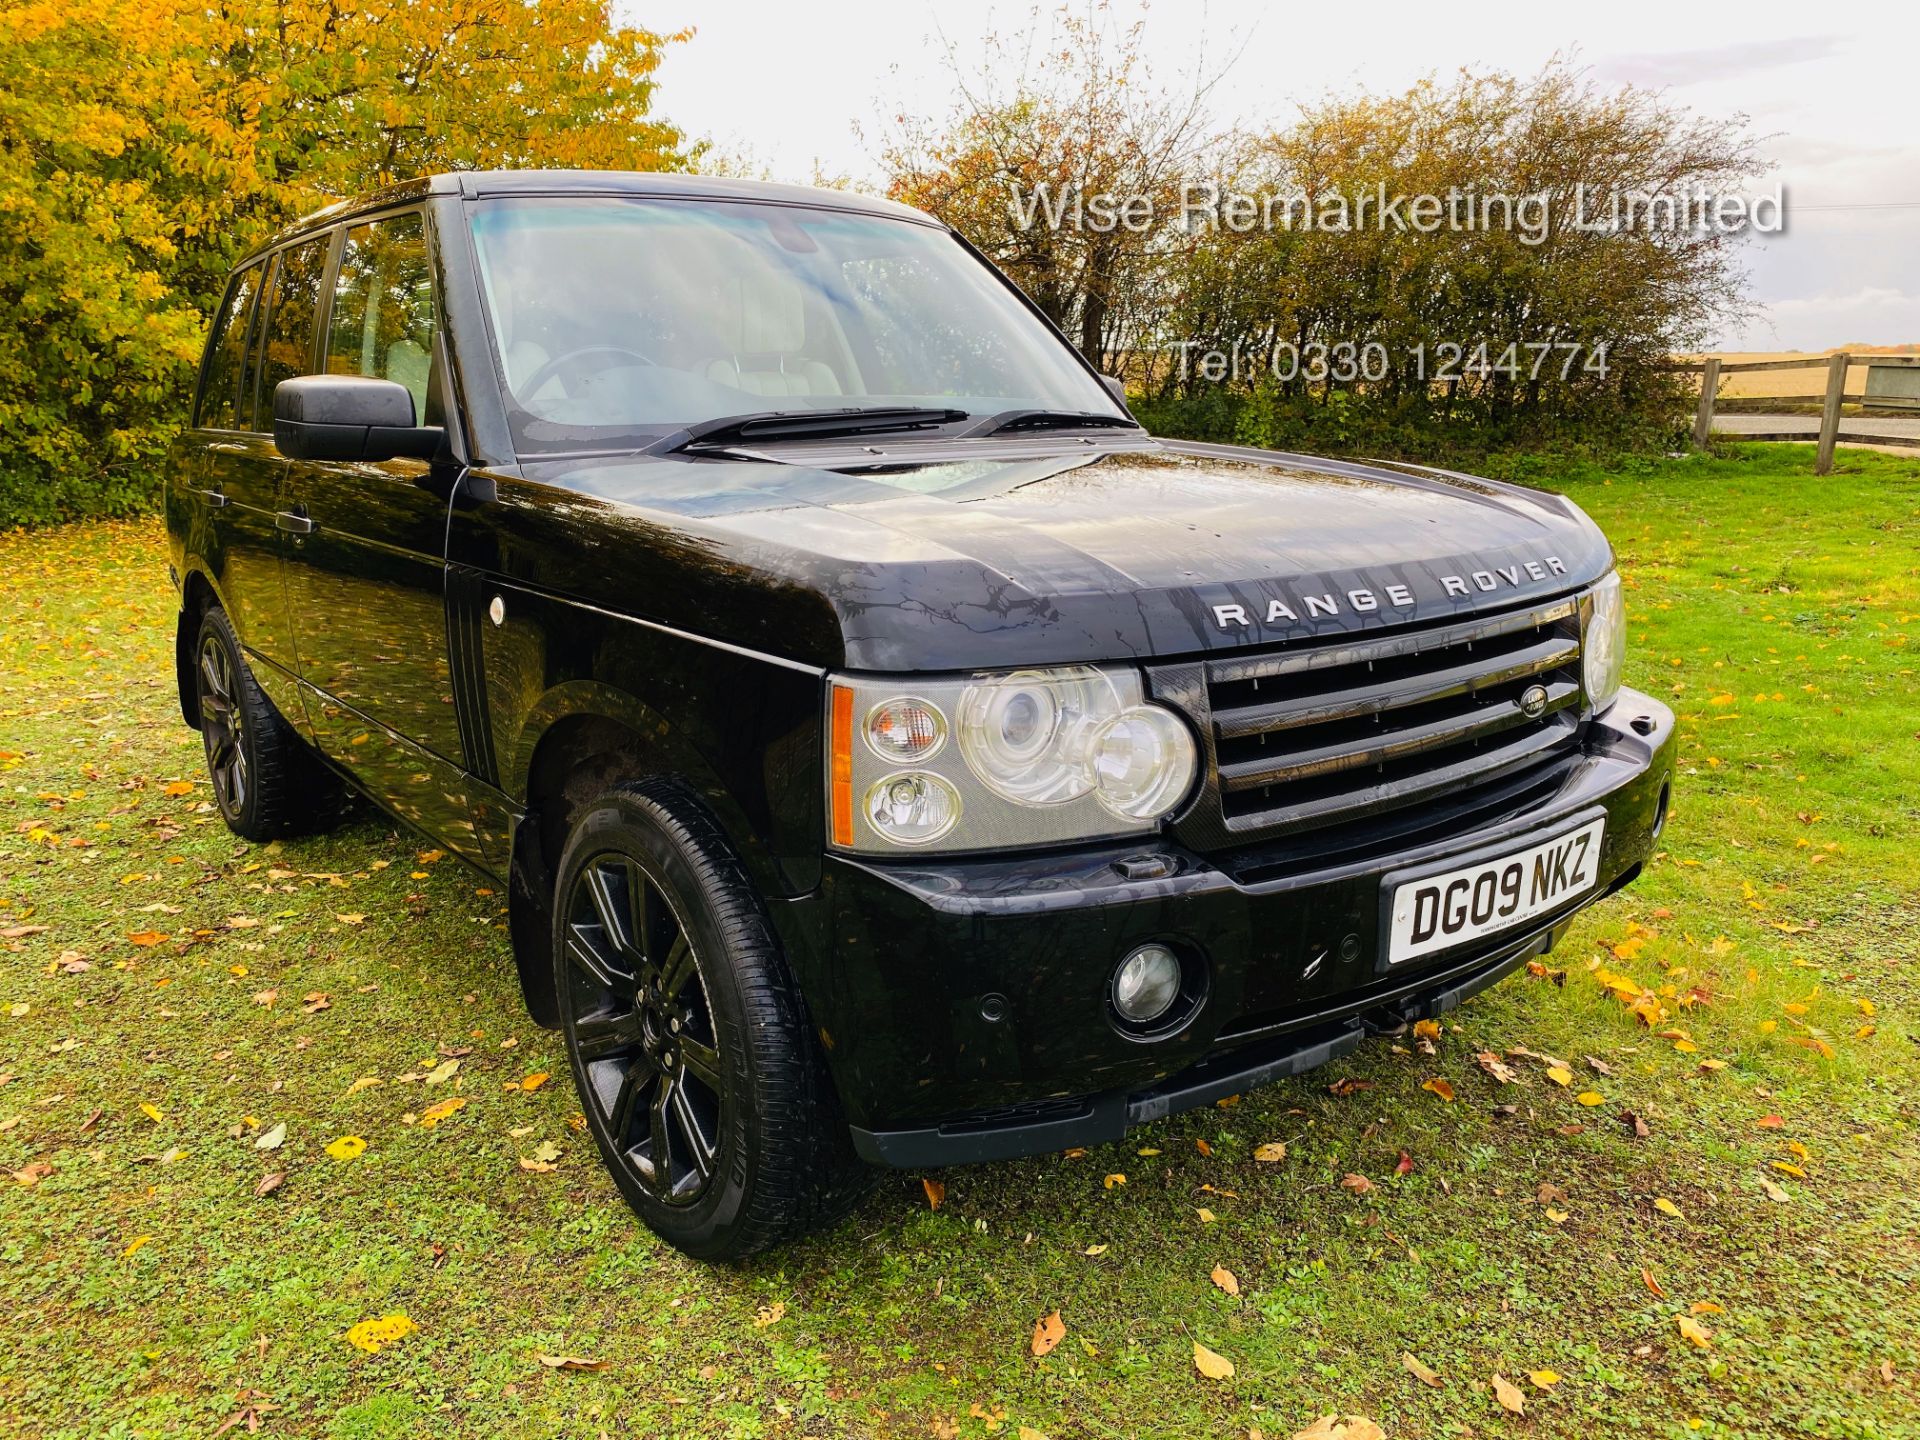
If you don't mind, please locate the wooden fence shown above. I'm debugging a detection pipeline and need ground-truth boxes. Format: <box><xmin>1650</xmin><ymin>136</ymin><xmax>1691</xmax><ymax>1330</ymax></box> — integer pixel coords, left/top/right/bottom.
<box><xmin>1676</xmin><ymin>353</ymin><xmax>1920</xmax><ymax>474</ymax></box>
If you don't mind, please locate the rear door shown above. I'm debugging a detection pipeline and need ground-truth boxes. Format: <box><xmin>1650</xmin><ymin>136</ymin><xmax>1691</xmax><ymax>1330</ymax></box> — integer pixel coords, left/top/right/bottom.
<box><xmin>280</xmin><ymin>209</ymin><xmax>481</xmax><ymax>853</ymax></box>
<box><xmin>189</xmin><ymin>254</ymin><xmax>307</xmax><ymax>724</ymax></box>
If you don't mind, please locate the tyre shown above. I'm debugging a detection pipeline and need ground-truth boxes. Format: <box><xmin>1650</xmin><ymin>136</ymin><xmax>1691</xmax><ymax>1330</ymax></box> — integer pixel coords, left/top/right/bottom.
<box><xmin>192</xmin><ymin>605</ymin><xmax>345</xmax><ymax>841</ymax></box>
<box><xmin>551</xmin><ymin>779</ymin><xmax>870</xmax><ymax>1260</ymax></box>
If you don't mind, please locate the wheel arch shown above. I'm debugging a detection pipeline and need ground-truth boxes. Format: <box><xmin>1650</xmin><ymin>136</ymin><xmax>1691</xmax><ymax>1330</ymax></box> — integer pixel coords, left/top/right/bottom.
<box><xmin>174</xmin><ymin>566</ymin><xmax>226</xmax><ymax>729</ymax></box>
<box><xmin>504</xmin><ymin>683</ymin><xmax>789</xmax><ymax>1029</ymax></box>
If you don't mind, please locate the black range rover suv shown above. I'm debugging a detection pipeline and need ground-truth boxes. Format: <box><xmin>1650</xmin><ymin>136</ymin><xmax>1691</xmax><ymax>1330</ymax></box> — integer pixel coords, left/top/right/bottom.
<box><xmin>166</xmin><ymin>171</ymin><xmax>1675</xmax><ymax>1258</ymax></box>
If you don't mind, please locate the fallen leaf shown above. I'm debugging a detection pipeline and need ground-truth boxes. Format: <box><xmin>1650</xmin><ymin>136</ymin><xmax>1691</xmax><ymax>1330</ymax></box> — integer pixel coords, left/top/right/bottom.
<box><xmin>302</xmin><ymin>992</ymin><xmax>330</xmax><ymax>1014</ymax></box>
<box><xmin>1422</xmin><ymin>1077</ymin><xmax>1455</xmax><ymax>1102</ymax></box>
<box><xmin>1491</xmin><ymin>1372</ymin><xmax>1526</xmax><ymax>1414</ymax></box>
<box><xmin>345</xmin><ymin>1312</ymin><xmax>415</xmax><ymax>1353</ymax></box>
<box><xmin>1759</xmin><ymin>1177</ymin><xmax>1792</xmax><ymax>1203</ymax></box>
<box><xmin>1253</xmin><ymin>1141</ymin><xmax>1287</xmax><ymax>1162</ymax></box>
<box><xmin>336</xmin><ymin>913</ymin><xmax>365</xmax><ymax>926</ymax></box>
<box><xmin>252</xmin><ymin>989</ymin><xmax>278</xmax><ymax>1007</ymax></box>
<box><xmin>253</xmin><ymin>1122</ymin><xmax>286</xmax><ymax>1151</ymax></box>
<box><xmin>1195</xmin><ymin>1207</ymin><xmax>1216</xmax><ymax>1223</ymax></box>
<box><xmin>1756</xmin><ymin>1114</ymin><xmax>1785</xmax><ymax>1129</ymax></box>
<box><xmin>325</xmin><ymin>1135</ymin><xmax>367</xmax><ymax>1161</ymax></box>
<box><xmin>1082</xmin><ymin>1244</ymin><xmax>1107</xmax><ymax>1257</ymax></box>
<box><xmin>752</xmin><ymin>1301</ymin><xmax>786</xmax><ymax>1329</ymax></box>
<box><xmin>1545</xmin><ymin>1066</ymin><xmax>1573</xmax><ymax>1087</ymax></box>
<box><xmin>1192</xmin><ymin>1341</ymin><xmax>1235</xmax><ymax>1380</ymax></box>
<box><xmin>1412</xmin><ymin>1019</ymin><xmax>1441</xmax><ymax>1042</ymax></box>
<box><xmin>536</xmin><ymin>1354</ymin><xmax>607</xmax><ymax>1371</ymax></box>
<box><xmin>1030</xmin><ymin>1310</ymin><xmax>1066</xmax><ymax>1356</ymax></box>
<box><xmin>1642</xmin><ymin>1267</ymin><xmax>1666</xmax><ymax>1298</ymax></box>
<box><xmin>518</xmin><ymin>1140</ymin><xmax>560</xmax><ymax>1172</ymax></box>
<box><xmin>1574</xmin><ymin>1091</ymin><xmax>1605</xmax><ymax>1107</ymax></box>
<box><xmin>1529</xmin><ymin>1369</ymin><xmax>1561</xmax><ymax>1389</ymax></box>
<box><xmin>1689</xmin><ymin>1300</ymin><xmax>1724</xmax><ymax>1316</ymax></box>
<box><xmin>1194</xmin><ymin>1137</ymin><xmax>1213</xmax><ymax>1157</ymax></box>
<box><xmin>1401</xmin><ymin>1351</ymin><xmax>1443</xmax><ymax>1388</ymax></box>
<box><xmin>1653</xmin><ymin>1197</ymin><xmax>1684</xmax><ymax>1219</ymax></box>
<box><xmin>1395</xmin><ymin>1150</ymin><xmax>1414</xmax><ymax>1176</ymax></box>
<box><xmin>1327</xmin><ymin>1077</ymin><xmax>1372</xmax><ymax>1097</ymax></box>
<box><xmin>122</xmin><ymin>1234</ymin><xmax>154</xmax><ymax>1257</ymax></box>
<box><xmin>255</xmin><ymin>1172</ymin><xmax>285</xmax><ymax>1197</ymax></box>
<box><xmin>13</xmin><ymin>1161</ymin><xmax>53</xmax><ymax>1187</ymax></box>
<box><xmin>922</xmin><ymin>1177</ymin><xmax>945</xmax><ymax>1210</ymax></box>
<box><xmin>163</xmin><ymin>780</ymin><xmax>194</xmax><ymax>796</ymax></box>
<box><xmin>1291</xmin><ymin>1419</ymin><xmax>1385</xmax><ymax>1440</ymax></box>
<box><xmin>419</xmin><ymin>1096</ymin><xmax>467</xmax><ymax>1127</ymax></box>
<box><xmin>424</xmin><ymin>1058</ymin><xmax>460</xmax><ymax>1085</ymax></box>
<box><xmin>1341</xmin><ymin>1173</ymin><xmax>1374</xmax><ymax>1195</ymax></box>
<box><xmin>1677</xmin><ymin>1314</ymin><xmax>1714</xmax><ymax>1349</ymax></box>
<box><xmin>1210</xmin><ymin>1264</ymin><xmax>1240</xmax><ymax>1296</ymax></box>
<box><xmin>519</xmin><ymin>1072</ymin><xmax>549</xmax><ymax>1092</ymax></box>
<box><xmin>1103</xmin><ymin>1173</ymin><xmax>1126</xmax><ymax>1189</ymax></box>
<box><xmin>1620</xmin><ymin>1110</ymin><xmax>1651</xmax><ymax>1138</ymax></box>
<box><xmin>1474</xmin><ymin>1050</ymin><xmax>1520</xmax><ymax>1084</ymax></box>
<box><xmin>1545</xmin><ymin>1207</ymin><xmax>1569</xmax><ymax>1224</ymax></box>
<box><xmin>126</xmin><ymin>931</ymin><xmax>167</xmax><ymax>947</ymax></box>
<box><xmin>139</xmin><ymin>1103</ymin><xmax>164</xmax><ymax>1124</ymax></box>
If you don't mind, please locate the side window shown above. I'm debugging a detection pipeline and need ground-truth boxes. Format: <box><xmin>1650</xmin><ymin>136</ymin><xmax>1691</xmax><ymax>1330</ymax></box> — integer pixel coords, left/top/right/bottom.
<box><xmin>195</xmin><ymin>264</ymin><xmax>263</xmax><ymax>430</ymax></box>
<box><xmin>326</xmin><ymin>212</ymin><xmax>438</xmax><ymax>422</ymax></box>
<box><xmin>255</xmin><ymin>236</ymin><xmax>332</xmax><ymax>422</ymax></box>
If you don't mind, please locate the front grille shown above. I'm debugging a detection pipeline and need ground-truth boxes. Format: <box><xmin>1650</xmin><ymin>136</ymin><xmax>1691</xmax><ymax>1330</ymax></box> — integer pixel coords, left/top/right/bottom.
<box><xmin>1153</xmin><ymin>596</ymin><xmax>1587</xmax><ymax>849</ymax></box>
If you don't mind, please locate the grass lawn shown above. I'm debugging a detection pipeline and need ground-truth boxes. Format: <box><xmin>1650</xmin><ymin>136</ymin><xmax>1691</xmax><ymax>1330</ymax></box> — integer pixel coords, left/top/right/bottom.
<box><xmin>1</xmin><ymin>443</ymin><xmax>1916</xmax><ymax>1439</ymax></box>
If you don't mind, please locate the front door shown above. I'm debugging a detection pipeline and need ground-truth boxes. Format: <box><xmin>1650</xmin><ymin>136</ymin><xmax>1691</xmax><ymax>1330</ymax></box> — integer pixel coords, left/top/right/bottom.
<box><xmin>280</xmin><ymin>209</ymin><xmax>479</xmax><ymax>853</ymax></box>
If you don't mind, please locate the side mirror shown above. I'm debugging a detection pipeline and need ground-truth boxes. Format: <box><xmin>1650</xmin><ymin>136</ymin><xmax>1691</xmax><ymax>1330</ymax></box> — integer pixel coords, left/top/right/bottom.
<box><xmin>1100</xmin><ymin>373</ymin><xmax>1131</xmax><ymax>412</ymax></box>
<box><xmin>272</xmin><ymin>375</ymin><xmax>442</xmax><ymax>463</ymax></box>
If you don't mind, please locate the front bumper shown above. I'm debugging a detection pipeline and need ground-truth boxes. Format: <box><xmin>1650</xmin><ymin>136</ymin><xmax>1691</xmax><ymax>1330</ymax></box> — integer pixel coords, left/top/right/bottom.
<box><xmin>794</xmin><ymin>691</ymin><xmax>1675</xmax><ymax>1167</ymax></box>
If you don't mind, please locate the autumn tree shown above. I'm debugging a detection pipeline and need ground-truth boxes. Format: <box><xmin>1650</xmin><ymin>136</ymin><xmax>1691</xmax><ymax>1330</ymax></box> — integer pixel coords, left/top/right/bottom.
<box><xmin>878</xmin><ymin>3</ymin><xmax>1224</xmax><ymax>368</ymax></box>
<box><xmin>0</xmin><ymin>0</ymin><xmax>693</xmax><ymax>524</ymax></box>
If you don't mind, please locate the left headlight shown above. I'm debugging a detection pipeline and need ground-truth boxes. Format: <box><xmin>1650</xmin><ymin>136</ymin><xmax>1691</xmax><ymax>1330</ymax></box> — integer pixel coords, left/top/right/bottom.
<box><xmin>828</xmin><ymin>665</ymin><xmax>1198</xmax><ymax>854</ymax></box>
<box><xmin>1583</xmin><ymin>571</ymin><xmax>1626</xmax><ymax>713</ymax></box>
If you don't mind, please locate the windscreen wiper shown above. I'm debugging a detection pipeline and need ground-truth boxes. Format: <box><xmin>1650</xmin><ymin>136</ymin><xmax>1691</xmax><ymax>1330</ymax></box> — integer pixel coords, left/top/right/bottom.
<box><xmin>652</xmin><ymin>406</ymin><xmax>970</xmax><ymax>456</ymax></box>
<box><xmin>962</xmin><ymin>409</ymin><xmax>1144</xmax><ymax>438</ymax></box>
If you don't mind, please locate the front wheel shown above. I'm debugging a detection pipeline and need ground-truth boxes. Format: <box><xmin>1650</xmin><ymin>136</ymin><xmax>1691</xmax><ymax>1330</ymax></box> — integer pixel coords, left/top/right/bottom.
<box><xmin>551</xmin><ymin>780</ymin><xmax>869</xmax><ymax>1260</ymax></box>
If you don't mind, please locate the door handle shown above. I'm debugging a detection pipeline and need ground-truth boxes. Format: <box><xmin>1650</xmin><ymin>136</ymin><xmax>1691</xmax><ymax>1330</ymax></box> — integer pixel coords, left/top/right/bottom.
<box><xmin>275</xmin><ymin>511</ymin><xmax>314</xmax><ymax>535</ymax></box>
<box><xmin>195</xmin><ymin>487</ymin><xmax>228</xmax><ymax>508</ymax></box>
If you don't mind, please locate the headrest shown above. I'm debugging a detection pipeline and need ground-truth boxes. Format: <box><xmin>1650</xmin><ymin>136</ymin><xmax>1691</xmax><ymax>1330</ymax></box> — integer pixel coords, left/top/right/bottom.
<box><xmin>716</xmin><ymin>268</ymin><xmax>805</xmax><ymax>354</ymax></box>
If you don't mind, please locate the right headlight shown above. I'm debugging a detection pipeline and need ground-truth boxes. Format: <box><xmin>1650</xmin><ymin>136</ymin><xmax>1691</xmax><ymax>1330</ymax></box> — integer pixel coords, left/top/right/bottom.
<box><xmin>828</xmin><ymin>665</ymin><xmax>1198</xmax><ymax>854</ymax></box>
<box><xmin>1583</xmin><ymin>571</ymin><xmax>1626</xmax><ymax>713</ymax></box>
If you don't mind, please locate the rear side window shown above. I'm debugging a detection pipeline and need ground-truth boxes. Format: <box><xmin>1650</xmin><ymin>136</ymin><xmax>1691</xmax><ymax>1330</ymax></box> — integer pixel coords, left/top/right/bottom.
<box><xmin>255</xmin><ymin>237</ymin><xmax>333</xmax><ymax>420</ymax></box>
<box><xmin>196</xmin><ymin>264</ymin><xmax>263</xmax><ymax>430</ymax></box>
<box><xmin>326</xmin><ymin>212</ymin><xmax>438</xmax><ymax>422</ymax></box>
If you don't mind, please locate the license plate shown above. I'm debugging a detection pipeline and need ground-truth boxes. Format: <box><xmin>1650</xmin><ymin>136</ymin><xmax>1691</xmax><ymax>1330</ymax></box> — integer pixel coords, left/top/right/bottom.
<box><xmin>1387</xmin><ymin>817</ymin><xmax>1606</xmax><ymax>966</ymax></box>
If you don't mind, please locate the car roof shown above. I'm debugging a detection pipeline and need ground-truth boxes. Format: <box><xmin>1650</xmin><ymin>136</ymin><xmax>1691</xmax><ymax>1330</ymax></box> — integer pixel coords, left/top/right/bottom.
<box><xmin>239</xmin><ymin>170</ymin><xmax>942</xmax><ymax>263</ymax></box>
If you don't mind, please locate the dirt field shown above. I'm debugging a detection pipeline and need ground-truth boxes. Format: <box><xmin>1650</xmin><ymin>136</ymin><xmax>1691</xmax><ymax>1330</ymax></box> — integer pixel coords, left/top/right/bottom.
<box><xmin>1679</xmin><ymin>346</ymin><xmax>1920</xmax><ymax>403</ymax></box>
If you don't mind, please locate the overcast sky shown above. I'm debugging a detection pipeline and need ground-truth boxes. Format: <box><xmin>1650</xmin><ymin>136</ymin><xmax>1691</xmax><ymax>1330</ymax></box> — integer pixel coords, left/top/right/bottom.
<box><xmin>643</xmin><ymin>1</ymin><xmax>1920</xmax><ymax>352</ymax></box>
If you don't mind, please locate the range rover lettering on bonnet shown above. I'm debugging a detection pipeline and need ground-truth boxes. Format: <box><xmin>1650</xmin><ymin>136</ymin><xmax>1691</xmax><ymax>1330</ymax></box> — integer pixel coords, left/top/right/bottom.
<box><xmin>1210</xmin><ymin>554</ymin><xmax>1569</xmax><ymax>632</ymax></box>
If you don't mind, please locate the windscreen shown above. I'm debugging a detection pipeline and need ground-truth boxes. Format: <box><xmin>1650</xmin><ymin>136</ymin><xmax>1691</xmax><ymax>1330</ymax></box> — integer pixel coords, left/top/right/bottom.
<box><xmin>468</xmin><ymin>196</ymin><xmax>1121</xmax><ymax>451</ymax></box>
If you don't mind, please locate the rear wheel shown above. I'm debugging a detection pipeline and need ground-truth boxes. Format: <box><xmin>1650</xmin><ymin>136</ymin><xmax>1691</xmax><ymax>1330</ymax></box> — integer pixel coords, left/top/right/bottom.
<box><xmin>552</xmin><ymin>780</ymin><xmax>869</xmax><ymax>1260</ymax></box>
<box><xmin>193</xmin><ymin>606</ymin><xmax>344</xmax><ymax>841</ymax></box>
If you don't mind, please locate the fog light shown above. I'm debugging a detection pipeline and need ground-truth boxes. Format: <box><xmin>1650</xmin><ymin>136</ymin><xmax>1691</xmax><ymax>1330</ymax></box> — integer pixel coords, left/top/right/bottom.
<box><xmin>1112</xmin><ymin>944</ymin><xmax>1182</xmax><ymax>1025</ymax></box>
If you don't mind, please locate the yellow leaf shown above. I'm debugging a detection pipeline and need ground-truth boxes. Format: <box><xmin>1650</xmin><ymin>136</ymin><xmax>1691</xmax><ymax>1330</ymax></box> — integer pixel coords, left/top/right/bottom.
<box><xmin>752</xmin><ymin>1301</ymin><xmax>786</xmax><ymax>1329</ymax></box>
<box><xmin>1082</xmin><ymin>1243</ymin><xmax>1107</xmax><ymax>1256</ymax></box>
<box><xmin>1412</xmin><ymin>1018</ymin><xmax>1441</xmax><ymax>1042</ymax></box>
<box><xmin>1689</xmin><ymin>1301</ymin><xmax>1725</xmax><ymax>1316</ymax></box>
<box><xmin>1787</xmin><ymin>1140</ymin><xmax>1811</xmax><ymax>1161</ymax></box>
<box><xmin>1491</xmin><ymin>1372</ymin><xmax>1526</xmax><ymax>1414</ymax></box>
<box><xmin>1546</xmin><ymin>1066</ymin><xmax>1573</xmax><ymax>1086</ymax></box>
<box><xmin>1770</xmin><ymin>1160</ymin><xmax>1806</xmax><ymax>1178</ymax></box>
<box><xmin>1103</xmin><ymin>1172</ymin><xmax>1126</xmax><ymax>1189</ymax></box>
<box><xmin>325</xmin><ymin>1135</ymin><xmax>367</xmax><ymax>1161</ymax></box>
<box><xmin>335</xmin><ymin>913</ymin><xmax>365</xmax><ymax>926</ymax></box>
<box><xmin>1545</xmin><ymin>1207</ymin><xmax>1569</xmax><ymax>1225</ymax></box>
<box><xmin>921</xmin><ymin>1177</ymin><xmax>944</xmax><ymax>1210</ymax></box>
<box><xmin>520</xmin><ymin>1072</ymin><xmax>550</xmax><ymax>1092</ymax></box>
<box><xmin>1195</xmin><ymin>1207</ymin><xmax>1216</xmax><ymax>1224</ymax></box>
<box><xmin>1018</xmin><ymin>1430</ymin><xmax>1048</xmax><ymax>1440</ymax></box>
<box><xmin>126</xmin><ymin>931</ymin><xmax>167</xmax><ymax>947</ymax></box>
<box><xmin>163</xmin><ymin>780</ymin><xmax>193</xmax><ymax>797</ymax></box>
<box><xmin>1654</xmin><ymin>1196</ymin><xmax>1684</xmax><ymax>1219</ymax></box>
<box><xmin>1192</xmin><ymin>1341</ymin><xmax>1235</xmax><ymax>1380</ymax></box>
<box><xmin>1210</xmin><ymin>1264</ymin><xmax>1240</xmax><ymax>1296</ymax></box>
<box><xmin>139</xmin><ymin>1103</ymin><xmax>163</xmax><ymax>1124</ymax></box>
<box><xmin>1253</xmin><ymin>1141</ymin><xmax>1287</xmax><ymax>1162</ymax></box>
<box><xmin>1422</xmin><ymin>1077</ymin><xmax>1455</xmax><ymax>1101</ymax></box>
<box><xmin>1401</xmin><ymin>1351</ymin><xmax>1443</xmax><ymax>1388</ymax></box>
<box><xmin>1677</xmin><ymin>1314</ymin><xmax>1714</xmax><ymax>1349</ymax></box>
<box><xmin>122</xmin><ymin>1234</ymin><xmax>154</xmax><ymax>1257</ymax></box>
<box><xmin>1575</xmin><ymin>1091</ymin><xmax>1604</xmax><ymax>1107</ymax></box>
<box><xmin>419</xmin><ymin>1096</ymin><xmax>467</xmax><ymax>1127</ymax></box>
<box><xmin>345</xmin><ymin>1312</ymin><xmax>415</xmax><ymax>1353</ymax></box>
<box><xmin>1030</xmin><ymin>1309</ymin><xmax>1065</xmax><ymax>1356</ymax></box>
<box><xmin>1529</xmin><ymin>1369</ymin><xmax>1561</xmax><ymax>1389</ymax></box>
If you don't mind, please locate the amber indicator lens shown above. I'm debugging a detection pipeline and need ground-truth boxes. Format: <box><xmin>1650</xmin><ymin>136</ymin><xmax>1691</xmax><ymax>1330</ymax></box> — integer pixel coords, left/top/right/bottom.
<box><xmin>865</xmin><ymin>696</ymin><xmax>947</xmax><ymax>762</ymax></box>
<box><xmin>830</xmin><ymin>683</ymin><xmax>856</xmax><ymax>846</ymax></box>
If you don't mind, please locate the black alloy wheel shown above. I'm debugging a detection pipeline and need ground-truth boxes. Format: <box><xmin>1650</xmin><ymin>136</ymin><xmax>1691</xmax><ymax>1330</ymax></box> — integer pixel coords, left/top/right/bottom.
<box><xmin>190</xmin><ymin>604</ymin><xmax>344</xmax><ymax>841</ymax></box>
<box><xmin>197</xmin><ymin>629</ymin><xmax>251</xmax><ymax>819</ymax></box>
<box><xmin>561</xmin><ymin>850</ymin><xmax>725</xmax><ymax>1205</ymax></box>
<box><xmin>550</xmin><ymin>781</ymin><xmax>872</xmax><ymax>1259</ymax></box>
